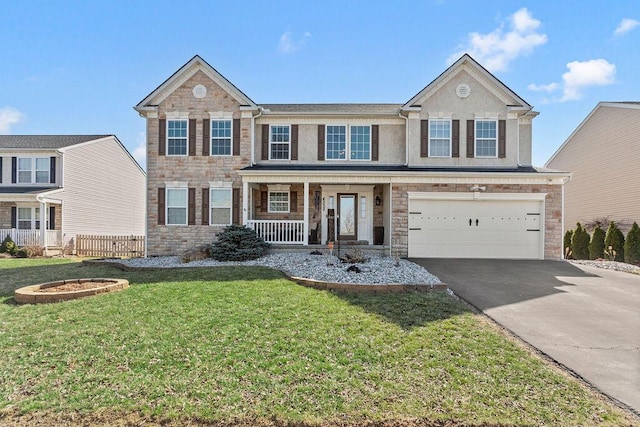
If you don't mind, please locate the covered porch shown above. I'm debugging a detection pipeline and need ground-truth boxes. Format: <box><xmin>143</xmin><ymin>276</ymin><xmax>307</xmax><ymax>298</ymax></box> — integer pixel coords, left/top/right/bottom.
<box><xmin>239</xmin><ymin>168</ymin><xmax>393</xmax><ymax>253</ymax></box>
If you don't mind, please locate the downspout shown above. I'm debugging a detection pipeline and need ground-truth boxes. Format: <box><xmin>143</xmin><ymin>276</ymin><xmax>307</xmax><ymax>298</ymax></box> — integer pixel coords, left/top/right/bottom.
<box><xmin>398</xmin><ymin>111</ymin><xmax>409</xmax><ymax>166</ymax></box>
<box><xmin>251</xmin><ymin>107</ymin><xmax>264</xmax><ymax>166</ymax></box>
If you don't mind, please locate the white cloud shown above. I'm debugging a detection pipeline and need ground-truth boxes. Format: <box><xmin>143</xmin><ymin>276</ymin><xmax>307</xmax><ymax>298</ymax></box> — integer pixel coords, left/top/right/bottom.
<box><xmin>277</xmin><ymin>31</ymin><xmax>311</xmax><ymax>54</ymax></box>
<box><xmin>0</xmin><ymin>107</ymin><xmax>24</xmax><ymax>133</ymax></box>
<box><xmin>527</xmin><ymin>82</ymin><xmax>559</xmax><ymax>93</ymax></box>
<box><xmin>448</xmin><ymin>8</ymin><xmax>547</xmax><ymax>72</ymax></box>
<box><xmin>561</xmin><ymin>59</ymin><xmax>616</xmax><ymax>101</ymax></box>
<box><xmin>132</xmin><ymin>131</ymin><xmax>146</xmax><ymax>169</ymax></box>
<box><xmin>614</xmin><ymin>18</ymin><xmax>639</xmax><ymax>37</ymax></box>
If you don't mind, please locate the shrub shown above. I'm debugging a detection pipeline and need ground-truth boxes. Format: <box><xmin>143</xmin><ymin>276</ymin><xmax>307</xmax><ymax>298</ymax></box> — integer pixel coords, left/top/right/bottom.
<box><xmin>340</xmin><ymin>248</ymin><xmax>368</xmax><ymax>264</ymax></box>
<box><xmin>21</xmin><ymin>245</ymin><xmax>44</xmax><ymax>257</ymax></box>
<box><xmin>209</xmin><ymin>225</ymin><xmax>269</xmax><ymax>261</ymax></box>
<box><xmin>563</xmin><ymin>230</ymin><xmax>574</xmax><ymax>259</ymax></box>
<box><xmin>571</xmin><ymin>223</ymin><xmax>590</xmax><ymax>260</ymax></box>
<box><xmin>588</xmin><ymin>227</ymin><xmax>605</xmax><ymax>260</ymax></box>
<box><xmin>604</xmin><ymin>221</ymin><xmax>625</xmax><ymax>262</ymax></box>
<box><xmin>0</xmin><ymin>235</ymin><xmax>17</xmax><ymax>255</ymax></box>
<box><xmin>14</xmin><ymin>248</ymin><xmax>29</xmax><ymax>258</ymax></box>
<box><xmin>624</xmin><ymin>222</ymin><xmax>640</xmax><ymax>265</ymax></box>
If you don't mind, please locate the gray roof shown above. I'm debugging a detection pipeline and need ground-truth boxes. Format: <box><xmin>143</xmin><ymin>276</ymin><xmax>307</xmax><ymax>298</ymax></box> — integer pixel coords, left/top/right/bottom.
<box><xmin>243</xmin><ymin>164</ymin><xmax>542</xmax><ymax>173</ymax></box>
<box><xmin>0</xmin><ymin>186</ymin><xmax>58</xmax><ymax>195</ymax></box>
<box><xmin>261</xmin><ymin>104</ymin><xmax>402</xmax><ymax>115</ymax></box>
<box><xmin>0</xmin><ymin>135</ymin><xmax>111</xmax><ymax>150</ymax></box>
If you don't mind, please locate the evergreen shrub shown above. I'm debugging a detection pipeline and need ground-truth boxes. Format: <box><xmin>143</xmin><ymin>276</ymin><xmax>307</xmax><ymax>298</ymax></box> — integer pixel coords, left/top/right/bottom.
<box><xmin>571</xmin><ymin>223</ymin><xmax>590</xmax><ymax>260</ymax></box>
<box><xmin>209</xmin><ymin>225</ymin><xmax>269</xmax><ymax>261</ymax></box>
<box><xmin>604</xmin><ymin>221</ymin><xmax>625</xmax><ymax>262</ymax></box>
<box><xmin>588</xmin><ymin>226</ymin><xmax>605</xmax><ymax>260</ymax></box>
<box><xmin>624</xmin><ymin>222</ymin><xmax>640</xmax><ymax>265</ymax></box>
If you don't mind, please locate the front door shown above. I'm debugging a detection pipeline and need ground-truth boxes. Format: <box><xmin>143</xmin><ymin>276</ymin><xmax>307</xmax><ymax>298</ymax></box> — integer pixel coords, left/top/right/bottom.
<box><xmin>337</xmin><ymin>193</ymin><xmax>357</xmax><ymax>241</ymax></box>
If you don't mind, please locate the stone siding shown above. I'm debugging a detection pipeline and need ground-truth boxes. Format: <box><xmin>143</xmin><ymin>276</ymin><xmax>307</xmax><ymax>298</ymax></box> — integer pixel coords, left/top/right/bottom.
<box><xmin>391</xmin><ymin>183</ymin><xmax>563</xmax><ymax>259</ymax></box>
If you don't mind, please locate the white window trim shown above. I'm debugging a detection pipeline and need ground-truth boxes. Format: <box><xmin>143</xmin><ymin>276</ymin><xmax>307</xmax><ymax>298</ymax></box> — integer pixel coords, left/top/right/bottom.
<box><xmin>475</xmin><ymin>119</ymin><xmax>498</xmax><ymax>158</ymax></box>
<box><xmin>268</xmin><ymin>190</ymin><xmax>290</xmax><ymax>213</ymax></box>
<box><xmin>325</xmin><ymin>124</ymin><xmax>372</xmax><ymax>161</ymax></box>
<box><xmin>269</xmin><ymin>124</ymin><xmax>291</xmax><ymax>161</ymax></box>
<box><xmin>167</xmin><ymin>119</ymin><xmax>188</xmax><ymax>157</ymax></box>
<box><xmin>209</xmin><ymin>187</ymin><xmax>233</xmax><ymax>226</ymax></box>
<box><xmin>428</xmin><ymin>119</ymin><xmax>452</xmax><ymax>158</ymax></box>
<box><xmin>165</xmin><ymin>187</ymin><xmax>188</xmax><ymax>226</ymax></box>
<box><xmin>17</xmin><ymin>157</ymin><xmax>50</xmax><ymax>184</ymax></box>
<box><xmin>210</xmin><ymin>119</ymin><xmax>233</xmax><ymax>157</ymax></box>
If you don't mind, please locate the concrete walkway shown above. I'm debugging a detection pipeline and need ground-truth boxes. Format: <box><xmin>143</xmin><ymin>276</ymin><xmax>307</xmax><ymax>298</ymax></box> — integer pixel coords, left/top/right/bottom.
<box><xmin>412</xmin><ymin>259</ymin><xmax>640</xmax><ymax>414</ymax></box>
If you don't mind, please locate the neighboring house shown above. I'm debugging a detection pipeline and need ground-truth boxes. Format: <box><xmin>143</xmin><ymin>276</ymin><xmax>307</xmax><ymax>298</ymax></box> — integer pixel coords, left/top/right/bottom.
<box><xmin>135</xmin><ymin>54</ymin><xmax>569</xmax><ymax>259</ymax></box>
<box><xmin>0</xmin><ymin>135</ymin><xmax>146</xmax><ymax>251</ymax></box>
<box><xmin>546</xmin><ymin>102</ymin><xmax>640</xmax><ymax>233</ymax></box>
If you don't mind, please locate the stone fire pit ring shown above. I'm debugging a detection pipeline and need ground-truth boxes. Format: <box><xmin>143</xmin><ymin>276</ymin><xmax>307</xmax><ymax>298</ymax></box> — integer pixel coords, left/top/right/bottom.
<box><xmin>14</xmin><ymin>278</ymin><xmax>129</xmax><ymax>304</ymax></box>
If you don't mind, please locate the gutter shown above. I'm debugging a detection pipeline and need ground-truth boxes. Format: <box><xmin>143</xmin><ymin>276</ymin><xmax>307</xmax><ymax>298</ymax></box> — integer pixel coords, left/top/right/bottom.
<box><xmin>251</xmin><ymin>107</ymin><xmax>264</xmax><ymax>165</ymax></box>
<box><xmin>398</xmin><ymin>111</ymin><xmax>409</xmax><ymax>166</ymax></box>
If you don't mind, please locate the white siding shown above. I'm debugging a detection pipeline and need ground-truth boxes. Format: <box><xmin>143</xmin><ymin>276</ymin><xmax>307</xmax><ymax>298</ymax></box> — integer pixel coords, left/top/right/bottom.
<box><xmin>547</xmin><ymin>105</ymin><xmax>640</xmax><ymax>232</ymax></box>
<box><xmin>56</xmin><ymin>137</ymin><xmax>146</xmax><ymax>239</ymax></box>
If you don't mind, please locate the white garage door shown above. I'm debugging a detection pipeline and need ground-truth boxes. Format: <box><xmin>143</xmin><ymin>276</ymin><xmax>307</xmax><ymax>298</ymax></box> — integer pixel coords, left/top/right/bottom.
<box><xmin>408</xmin><ymin>197</ymin><xmax>543</xmax><ymax>259</ymax></box>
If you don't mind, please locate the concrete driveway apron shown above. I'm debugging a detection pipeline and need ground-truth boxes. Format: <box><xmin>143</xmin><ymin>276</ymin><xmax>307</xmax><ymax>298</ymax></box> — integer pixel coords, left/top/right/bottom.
<box><xmin>412</xmin><ymin>259</ymin><xmax>640</xmax><ymax>414</ymax></box>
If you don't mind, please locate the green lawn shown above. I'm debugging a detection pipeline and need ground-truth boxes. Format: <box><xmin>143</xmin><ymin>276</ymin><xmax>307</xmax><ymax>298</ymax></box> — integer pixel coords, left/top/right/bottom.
<box><xmin>0</xmin><ymin>258</ymin><xmax>633</xmax><ymax>426</ymax></box>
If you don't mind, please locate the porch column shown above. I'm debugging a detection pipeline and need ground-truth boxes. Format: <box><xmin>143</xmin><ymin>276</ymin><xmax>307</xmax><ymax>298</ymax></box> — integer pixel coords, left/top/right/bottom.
<box><xmin>388</xmin><ymin>183</ymin><xmax>393</xmax><ymax>256</ymax></box>
<box><xmin>242</xmin><ymin>181</ymin><xmax>249</xmax><ymax>225</ymax></box>
<box><xmin>39</xmin><ymin>201</ymin><xmax>47</xmax><ymax>249</ymax></box>
<box><xmin>303</xmin><ymin>181</ymin><xmax>309</xmax><ymax>245</ymax></box>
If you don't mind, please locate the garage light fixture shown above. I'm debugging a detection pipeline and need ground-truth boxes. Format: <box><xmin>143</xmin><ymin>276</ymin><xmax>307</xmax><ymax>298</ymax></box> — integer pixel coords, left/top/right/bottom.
<box><xmin>469</xmin><ymin>185</ymin><xmax>486</xmax><ymax>192</ymax></box>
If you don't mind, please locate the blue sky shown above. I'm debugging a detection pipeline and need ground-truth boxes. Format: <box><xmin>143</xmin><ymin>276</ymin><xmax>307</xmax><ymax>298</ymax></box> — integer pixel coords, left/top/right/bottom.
<box><xmin>1</xmin><ymin>1</ymin><xmax>638</xmax><ymax>169</ymax></box>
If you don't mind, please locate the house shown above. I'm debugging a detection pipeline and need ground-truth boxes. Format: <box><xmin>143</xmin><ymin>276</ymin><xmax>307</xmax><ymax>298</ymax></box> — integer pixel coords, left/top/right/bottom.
<box><xmin>546</xmin><ymin>102</ymin><xmax>640</xmax><ymax>233</ymax></box>
<box><xmin>135</xmin><ymin>54</ymin><xmax>569</xmax><ymax>259</ymax></box>
<box><xmin>0</xmin><ymin>135</ymin><xmax>146</xmax><ymax>251</ymax></box>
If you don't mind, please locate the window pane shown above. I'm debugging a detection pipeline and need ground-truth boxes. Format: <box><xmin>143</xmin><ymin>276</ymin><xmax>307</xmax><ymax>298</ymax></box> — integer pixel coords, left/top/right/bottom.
<box><xmin>210</xmin><ymin>189</ymin><xmax>232</xmax><ymax>207</ymax></box>
<box><xmin>326</xmin><ymin>125</ymin><xmax>346</xmax><ymax>160</ymax></box>
<box><xmin>167</xmin><ymin>188</ymin><xmax>187</xmax><ymax>207</ymax></box>
<box><xmin>211</xmin><ymin>208</ymin><xmax>231</xmax><ymax>225</ymax></box>
<box><xmin>350</xmin><ymin>126</ymin><xmax>370</xmax><ymax>160</ymax></box>
<box><xmin>269</xmin><ymin>191</ymin><xmax>289</xmax><ymax>212</ymax></box>
<box><xmin>429</xmin><ymin>120</ymin><xmax>451</xmax><ymax>157</ymax></box>
<box><xmin>168</xmin><ymin>120</ymin><xmax>187</xmax><ymax>155</ymax></box>
<box><xmin>167</xmin><ymin>208</ymin><xmax>186</xmax><ymax>225</ymax></box>
<box><xmin>18</xmin><ymin>158</ymin><xmax>32</xmax><ymax>183</ymax></box>
<box><xmin>211</xmin><ymin>120</ymin><xmax>232</xmax><ymax>155</ymax></box>
<box><xmin>476</xmin><ymin>120</ymin><xmax>497</xmax><ymax>157</ymax></box>
<box><xmin>270</xmin><ymin>126</ymin><xmax>290</xmax><ymax>159</ymax></box>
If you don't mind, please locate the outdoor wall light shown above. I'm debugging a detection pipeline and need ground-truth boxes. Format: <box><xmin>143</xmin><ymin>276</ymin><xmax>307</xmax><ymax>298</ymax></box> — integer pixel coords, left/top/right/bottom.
<box><xmin>375</xmin><ymin>195</ymin><xmax>382</xmax><ymax>206</ymax></box>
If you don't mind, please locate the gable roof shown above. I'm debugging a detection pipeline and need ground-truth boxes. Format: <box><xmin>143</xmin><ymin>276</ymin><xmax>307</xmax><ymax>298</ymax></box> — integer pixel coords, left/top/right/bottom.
<box><xmin>545</xmin><ymin>101</ymin><xmax>640</xmax><ymax>167</ymax></box>
<box><xmin>134</xmin><ymin>55</ymin><xmax>257</xmax><ymax>112</ymax></box>
<box><xmin>402</xmin><ymin>54</ymin><xmax>532</xmax><ymax>110</ymax></box>
<box><xmin>0</xmin><ymin>135</ymin><xmax>111</xmax><ymax>150</ymax></box>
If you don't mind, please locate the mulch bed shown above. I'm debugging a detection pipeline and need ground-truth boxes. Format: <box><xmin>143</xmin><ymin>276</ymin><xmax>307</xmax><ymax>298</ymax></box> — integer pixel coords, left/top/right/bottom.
<box><xmin>35</xmin><ymin>281</ymin><xmax>115</xmax><ymax>293</ymax></box>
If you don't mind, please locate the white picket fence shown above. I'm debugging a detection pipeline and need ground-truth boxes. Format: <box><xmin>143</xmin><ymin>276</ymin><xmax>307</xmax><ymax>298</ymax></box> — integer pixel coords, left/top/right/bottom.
<box><xmin>246</xmin><ymin>220</ymin><xmax>305</xmax><ymax>244</ymax></box>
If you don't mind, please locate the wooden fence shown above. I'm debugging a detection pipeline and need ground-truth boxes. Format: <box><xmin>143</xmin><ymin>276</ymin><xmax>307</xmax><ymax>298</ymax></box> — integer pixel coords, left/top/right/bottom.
<box><xmin>76</xmin><ymin>235</ymin><xmax>145</xmax><ymax>258</ymax></box>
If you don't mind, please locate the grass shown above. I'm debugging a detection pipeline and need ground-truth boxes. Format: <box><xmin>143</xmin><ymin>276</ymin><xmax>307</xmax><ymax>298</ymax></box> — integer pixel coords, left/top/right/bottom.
<box><xmin>0</xmin><ymin>258</ymin><xmax>633</xmax><ymax>426</ymax></box>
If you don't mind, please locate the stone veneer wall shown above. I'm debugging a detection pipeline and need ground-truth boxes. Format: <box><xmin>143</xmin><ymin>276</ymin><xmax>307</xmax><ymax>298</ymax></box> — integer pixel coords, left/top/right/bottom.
<box><xmin>0</xmin><ymin>203</ymin><xmax>12</xmax><ymax>229</ymax></box>
<box><xmin>391</xmin><ymin>183</ymin><xmax>563</xmax><ymax>259</ymax></box>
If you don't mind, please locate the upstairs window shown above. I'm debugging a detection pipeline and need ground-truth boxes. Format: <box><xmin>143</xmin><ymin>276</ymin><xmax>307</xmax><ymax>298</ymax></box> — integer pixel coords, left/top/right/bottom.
<box><xmin>18</xmin><ymin>158</ymin><xmax>50</xmax><ymax>184</ymax></box>
<box><xmin>166</xmin><ymin>188</ymin><xmax>187</xmax><ymax>225</ymax></box>
<box><xmin>211</xmin><ymin>120</ymin><xmax>232</xmax><ymax>156</ymax></box>
<box><xmin>210</xmin><ymin>188</ymin><xmax>232</xmax><ymax>225</ymax></box>
<box><xmin>167</xmin><ymin>120</ymin><xmax>188</xmax><ymax>156</ymax></box>
<box><xmin>326</xmin><ymin>125</ymin><xmax>347</xmax><ymax>160</ymax></box>
<box><xmin>270</xmin><ymin>125</ymin><xmax>290</xmax><ymax>160</ymax></box>
<box><xmin>349</xmin><ymin>126</ymin><xmax>371</xmax><ymax>160</ymax></box>
<box><xmin>475</xmin><ymin>120</ymin><xmax>497</xmax><ymax>158</ymax></box>
<box><xmin>429</xmin><ymin>120</ymin><xmax>451</xmax><ymax>157</ymax></box>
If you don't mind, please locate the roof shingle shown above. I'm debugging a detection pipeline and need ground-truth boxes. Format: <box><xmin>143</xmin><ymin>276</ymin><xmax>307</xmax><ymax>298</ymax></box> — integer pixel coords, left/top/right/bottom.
<box><xmin>0</xmin><ymin>135</ymin><xmax>111</xmax><ymax>150</ymax></box>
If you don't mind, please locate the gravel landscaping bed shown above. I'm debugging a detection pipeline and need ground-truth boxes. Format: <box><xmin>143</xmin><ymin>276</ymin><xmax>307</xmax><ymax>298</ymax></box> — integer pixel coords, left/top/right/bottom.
<box><xmin>570</xmin><ymin>259</ymin><xmax>640</xmax><ymax>274</ymax></box>
<box><xmin>111</xmin><ymin>253</ymin><xmax>442</xmax><ymax>285</ymax></box>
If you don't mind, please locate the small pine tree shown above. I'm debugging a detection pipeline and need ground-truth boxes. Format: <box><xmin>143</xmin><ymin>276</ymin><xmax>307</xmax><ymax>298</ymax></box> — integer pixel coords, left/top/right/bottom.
<box><xmin>0</xmin><ymin>235</ymin><xmax>17</xmax><ymax>255</ymax></box>
<box><xmin>563</xmin><ymin>229</ymin><xmax>574</xmax><ymax>259</ymax></box>
<box><xmin>588</xmin><ymin>226</ymin><xmax>606</xmax><ymax>260</ymax></box>
<box><xmin>604</xmin><ymin>221</ymin><xmax>625</xmax><ymax>262</ymax></box>
<box><xmin>624</xmin><ymin>222</ymin><xmax>640</xmax><ymax>265</ymax></box>
<box><xmin>571</xmin><ymin>223</ymin><xmax>590</xmax><ymax>260</ymax></box>
<box><xmin>209</xmin><ymin>225</ymin><xmax>269</xmax><ymax>261</ymax></box>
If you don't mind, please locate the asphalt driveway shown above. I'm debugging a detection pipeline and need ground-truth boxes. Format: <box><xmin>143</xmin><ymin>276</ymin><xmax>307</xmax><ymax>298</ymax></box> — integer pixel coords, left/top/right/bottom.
<box><xmin>412</xmin><ymin>259</ymin><xmax>640</xmax><ymax>414</ymax></box>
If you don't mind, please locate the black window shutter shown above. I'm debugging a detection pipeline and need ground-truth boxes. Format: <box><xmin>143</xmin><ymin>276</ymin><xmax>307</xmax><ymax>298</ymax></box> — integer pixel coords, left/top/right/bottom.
<box><xmin>49</xmin><ymin>206</ymin><xmax>56</xmax><ymax>230</ymax></box>
<box><xmin>317</xmin><ymin>125</ymin><xmax>325</xmax><ymax>160</ymax></box>
<box><xmin>157</xmin><ymin>188</ymin><xmax>166</xmax><ymax>225</ymax></box>
<box><xmin>261</xmin><ymin>191</ymin><xmax>268</xmax><ymax>211</ymax></box>
<box><xmin>233</xmin><ymin>119</ymin><xmax>241</xmax><ymax>156</ymax></box>
<box><xmin>0</xmin><ymin>157</ymin><xmax>3</xmax><ymax>183</ymax></box>
<box><xmin>50</xmin><ymin>157</ymin><xmax>56</xmax><ymax>183</ymax></box>
<box><xmin>188</xmin><ymin>119</ymin><xmax>196</xmax><ymax>156</ymax></box>
<box><xmin>261</xmin><ymin>124</ymin><xmax>269</xmax><ymax>160</ymax></box>
<box><xmin>452</xmin><ymin>120</ymin><xmax>460</xmax><ymax>158</ymax></box>
<box><xmin>11</xmin><ymin>207</ymin><xmax>17</xmax><ymax>228</ymax></box>
<box><xmin>498</xmin><ymin>120</ymin><xmax>506</xmax><ymax>158</ymax></box>
<box><xmin>371</xmin><ymin>125</ymin><xmax>379</xmax><ymax>161</ymax></box>
<box><xmin>188</xmin><ymin>188</ymin><xmax>196</xmax><ymax>225</ymax></box>
<box><xmin>158</xmin><ymin>119</ymin><xmax>166</xmax><ymax>156</ymax></box>
<box><xmin>202</xmin><ymin>188</ymin><xmax>210</xmax><ymax>225</ymax></box>
<box><xmin>291</xmin><ymin>125</ymin><xmax>298</xmax><ymax>160</ymax></box>
<box><xmin>290</xmin><ymin>191</ymin><xmax>297</xmax><ymax>212</ymax></box>
<box><xmin>466</xmin><ymin>120</ymin><xmax>475</xmax><ymax>158</ymax></box>
<box><xmin>420</xmin><ymin>120</ymin><xmax>428</xmax><ymax>157</ymax></box>
<box><xmin>11</xmin><ymin>157</ymin><xmax>17</xmax><ymax>183</ymax></box>
<box><xmin>232</xmin><ymin>188</ymin><xmax>240</xmax><ymax>224</ymax></box>
<box><xmin>202</xmin><ymin>119</ymin><xmax>210</xmax><ymax>156</ymax></box>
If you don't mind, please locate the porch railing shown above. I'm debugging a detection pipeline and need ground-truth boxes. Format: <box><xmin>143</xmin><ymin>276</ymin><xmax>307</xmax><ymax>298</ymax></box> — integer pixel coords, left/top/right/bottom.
<box><xmin>0</xmin><ymin>229</ymin><xmax>63</xmax><ymax>247</ymax></box>
<box><xmin>246</xmin><ymin>220</ymin><xmax>305</xmax><ymax>244</ymax></box>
